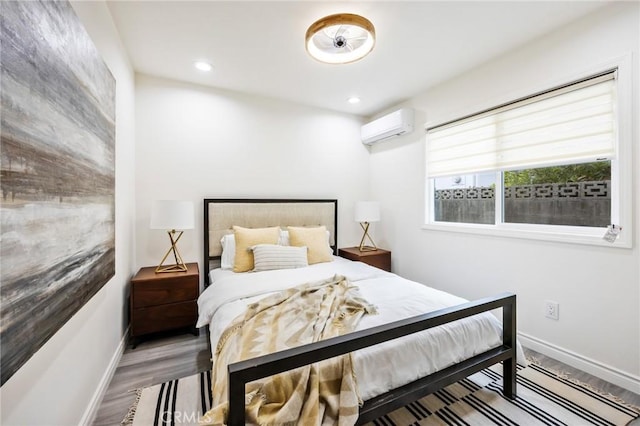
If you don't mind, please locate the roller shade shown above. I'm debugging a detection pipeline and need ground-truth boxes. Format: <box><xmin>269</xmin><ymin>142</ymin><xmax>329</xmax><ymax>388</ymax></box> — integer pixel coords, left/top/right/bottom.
<box><xmin>426</xmin><ymin>72</ymin><xmax>617</xmax><ymax>178</ymax></box>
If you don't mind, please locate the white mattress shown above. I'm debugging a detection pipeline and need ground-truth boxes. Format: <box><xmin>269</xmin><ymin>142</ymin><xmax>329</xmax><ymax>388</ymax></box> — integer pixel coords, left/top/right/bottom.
<box><xmin>197</xmin><ymin>256</ymin><xmax>525</xmax><ymax>401</ymax></box>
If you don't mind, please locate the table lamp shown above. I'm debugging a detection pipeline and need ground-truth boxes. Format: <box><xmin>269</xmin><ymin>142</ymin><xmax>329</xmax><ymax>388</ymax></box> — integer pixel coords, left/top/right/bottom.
<box><xmin>355</xmin><ymin>201</ymin><xmax>380</xmax><ymax>252</ymax></box>
<box><xmin>150</xmin><ymin>200</ymin><xmax>194</xmax><ymax>273</ymax></box>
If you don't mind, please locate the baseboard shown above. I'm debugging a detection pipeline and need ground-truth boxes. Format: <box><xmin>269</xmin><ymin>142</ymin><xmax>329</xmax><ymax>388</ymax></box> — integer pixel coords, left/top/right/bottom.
<box><xmin>519</xmin><ymin>332</ymin><xmax>640</xmax><ymax>394</ymax></box>
<box><xmin>79</xmin><ymin>327</ymin><xmax>130</xmax><ymax>426</ymax></box>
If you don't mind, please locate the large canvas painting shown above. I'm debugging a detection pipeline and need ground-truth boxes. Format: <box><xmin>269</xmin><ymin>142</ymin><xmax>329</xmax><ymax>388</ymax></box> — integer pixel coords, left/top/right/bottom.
<box><xmin>0</xmin><ymin>0</ymin><xmax>115</xmax><ymax>385</ymax></box>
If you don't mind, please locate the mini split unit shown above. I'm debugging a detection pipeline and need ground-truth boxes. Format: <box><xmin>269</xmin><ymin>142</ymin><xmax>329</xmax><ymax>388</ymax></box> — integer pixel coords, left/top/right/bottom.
<box><xmin>360</xmin><ymin>108</ymin><xmax>415</xmax><ymax>145</ymax></box>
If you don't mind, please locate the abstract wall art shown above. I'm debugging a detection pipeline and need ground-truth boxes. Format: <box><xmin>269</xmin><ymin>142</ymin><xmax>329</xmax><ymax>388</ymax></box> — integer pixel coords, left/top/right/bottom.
<box><xmin>0</xmin><ymin>0</ymin><xmax>115</xmax><ymax>385</ymax></box>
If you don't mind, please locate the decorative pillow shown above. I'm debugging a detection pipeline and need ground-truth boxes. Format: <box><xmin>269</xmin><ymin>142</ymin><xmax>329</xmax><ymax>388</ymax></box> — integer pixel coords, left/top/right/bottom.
<box><xmin>220</xmin><ymin>234</ymin><xmax>235</xmax><ymax>270</ymax></box>
<box><xmin>277</xmin><ymin>229</ymin><xmax>289</xmax><ymax>246</ymax></box>
<box><xmin>233</xmin><ymin>226</ymin><xmax>280</xmax><ymax>272</ymax></box>
<box><xmin>251</xmin><ymin>244</ymin><xmax>308</xmax><ymax>272</ymax></box>
<box><xmin>287</xmin><ymin>226</ymin><xmax>333</xmax><ymax>265</ymax></box>
<box><xmin>278</xmin><ymin>229</ymin><xmax>330</xmax><ymax>246</ymax></box>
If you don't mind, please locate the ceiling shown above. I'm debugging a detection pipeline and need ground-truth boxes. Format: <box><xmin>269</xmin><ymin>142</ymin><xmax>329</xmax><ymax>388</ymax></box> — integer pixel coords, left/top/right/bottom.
<box><xmin>107</xmin><ymin>1</ymin><xmax>608</xmax><ymax>117</ymax></box>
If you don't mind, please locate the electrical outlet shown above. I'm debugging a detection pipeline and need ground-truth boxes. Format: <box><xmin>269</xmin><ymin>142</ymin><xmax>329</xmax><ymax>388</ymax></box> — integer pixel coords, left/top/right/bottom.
<box><xmin>544</xmin><ymin>300</ymin><xmax>559</xmax><ymax>320</ymax></box>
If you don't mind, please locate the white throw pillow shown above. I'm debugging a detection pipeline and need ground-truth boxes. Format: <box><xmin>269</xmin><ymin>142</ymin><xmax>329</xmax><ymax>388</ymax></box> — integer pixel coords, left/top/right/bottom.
<box><xmin>220</xmin><ymin>234</ymin><xmax>235</xmax><ymax>270</ymax></box>
<box><xmin>251</xmin><ymin>244</ymin><xmax>308</xmax><ymax>272</ymax></box>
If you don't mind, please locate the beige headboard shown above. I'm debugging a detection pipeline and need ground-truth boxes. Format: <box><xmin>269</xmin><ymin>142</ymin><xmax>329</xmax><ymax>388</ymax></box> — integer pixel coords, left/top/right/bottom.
<box><xmin>203</xmin><ymin>199</ymin><xmax>337</xmax><ymax>284</ymax></box>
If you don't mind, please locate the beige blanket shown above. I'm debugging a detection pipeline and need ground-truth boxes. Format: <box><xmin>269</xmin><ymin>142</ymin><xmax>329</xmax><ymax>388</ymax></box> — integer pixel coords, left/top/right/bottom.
<box><xmin>200</xmin><ymin>275</ymin><xmax>377</xmax><ymax>426</ymax></box>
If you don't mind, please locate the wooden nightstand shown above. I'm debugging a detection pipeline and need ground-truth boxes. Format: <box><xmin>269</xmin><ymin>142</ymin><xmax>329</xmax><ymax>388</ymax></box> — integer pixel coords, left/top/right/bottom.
<box><xmin>130</xmin><ymin>262</ymin><xmax>199</xmax><ymax>348</ymax></box>
<box><xmin>338</xmin><ymin>247</ymin><xmax>391</xmax><ymax>272</ymax></box>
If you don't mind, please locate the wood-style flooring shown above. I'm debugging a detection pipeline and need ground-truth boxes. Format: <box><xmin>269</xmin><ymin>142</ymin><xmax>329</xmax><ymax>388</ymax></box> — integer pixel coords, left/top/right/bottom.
<box><xmin>93</xmin><ymin>332</ymin><xmax>640</xmax><ymax>425</ymax></box>
<box><xmin>93</xmin><ymin>331</ymin><xmax>211</xmax><ymax>425</ymax></box>
<box><xmin>523</xmin><ymin>348</ymin><xmax>640</xmax><ymax>411</ymax></box>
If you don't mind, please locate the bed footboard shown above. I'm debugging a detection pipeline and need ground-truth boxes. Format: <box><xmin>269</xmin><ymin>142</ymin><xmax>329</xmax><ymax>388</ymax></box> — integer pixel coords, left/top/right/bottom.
<box><xmin>226</xmin><ymin>292</ymin><xmax>517</xmax><ymax>425</ymax></box>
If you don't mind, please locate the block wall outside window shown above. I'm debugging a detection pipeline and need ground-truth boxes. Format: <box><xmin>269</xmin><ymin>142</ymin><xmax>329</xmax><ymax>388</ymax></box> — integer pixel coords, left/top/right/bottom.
<box><xmin>434</xmin><ymin>180</ymin><xmax>610</xmax><ymax>227</ymax></box>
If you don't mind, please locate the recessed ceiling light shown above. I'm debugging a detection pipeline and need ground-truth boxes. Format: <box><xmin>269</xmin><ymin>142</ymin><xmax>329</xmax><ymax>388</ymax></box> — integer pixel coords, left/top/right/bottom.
<box><xmin>194</xmin><ymin>61</ymin><xmax>212</xmax><ymax>72</ymax></box>
<box><xmin>347</xmin><ymin>96</ymin><xmax>361</xmax><ymax>104</ymax></box>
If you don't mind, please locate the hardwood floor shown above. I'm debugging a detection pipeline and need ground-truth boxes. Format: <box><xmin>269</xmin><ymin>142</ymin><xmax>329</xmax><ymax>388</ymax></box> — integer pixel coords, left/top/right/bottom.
<box><xmin>92</xmin><ymin>331</ymin><xmax>211</xmax><ymax>425</ymax></box>
<box><xmin>523</xmin><ymin>347</ymin><xmax>640</xmax><ymax>408</ymax></box>
<box><xmin>93</xmin><ymin>334</ymin><xmax>640</xmax><ymax>425</ymax></box>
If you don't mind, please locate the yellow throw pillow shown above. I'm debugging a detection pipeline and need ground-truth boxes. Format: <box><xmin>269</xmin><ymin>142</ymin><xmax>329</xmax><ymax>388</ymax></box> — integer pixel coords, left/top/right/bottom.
<box><xmin>288</xmin><ymin>226</ymin><xmax>333</xmax><ymax>265</ymax></box>
<box><xmin>233</xmin><ymin>226</ymin><xmax>280</xmax><ymax>272</ymax></box>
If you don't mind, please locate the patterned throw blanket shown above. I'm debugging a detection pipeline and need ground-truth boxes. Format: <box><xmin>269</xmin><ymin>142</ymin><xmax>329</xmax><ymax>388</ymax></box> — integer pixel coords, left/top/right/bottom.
<box><xmin>200</xmin><ymin>275</ymin><xmax>377</xmax><ymax>426</ymax></box>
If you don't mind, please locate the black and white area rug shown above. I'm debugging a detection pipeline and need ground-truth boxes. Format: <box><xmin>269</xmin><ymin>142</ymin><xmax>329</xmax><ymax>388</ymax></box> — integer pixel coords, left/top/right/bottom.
<box><xmin>123</xmin><ymin>363</ymin><xmax>639</xmax><ymax>425</ymax></box>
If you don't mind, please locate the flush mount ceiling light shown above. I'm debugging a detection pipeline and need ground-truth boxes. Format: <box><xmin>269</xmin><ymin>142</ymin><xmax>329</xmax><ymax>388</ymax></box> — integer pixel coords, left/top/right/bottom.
<box><xmin>305</xmin><ymin>13</ymin><xmax>375</xmax><ymax>64</ymax></box>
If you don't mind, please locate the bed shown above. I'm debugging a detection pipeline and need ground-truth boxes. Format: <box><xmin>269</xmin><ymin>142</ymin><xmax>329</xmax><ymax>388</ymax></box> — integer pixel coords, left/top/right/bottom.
<box><xmin>200</xmin><ymin>198</ymin><xmax>521</xmax><ymax>425</ymax></box>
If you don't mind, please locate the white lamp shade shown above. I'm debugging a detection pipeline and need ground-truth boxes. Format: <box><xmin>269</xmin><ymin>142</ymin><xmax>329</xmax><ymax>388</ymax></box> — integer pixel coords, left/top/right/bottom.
<box><xmin>150</xmin><ymin>200</ymin><xmax>194</xmax><ymax>230</ymax></box>
<box><xmin>354</xmin><ymin>201</ymin><xmax>380</xmax><ymax>223</ymax></box>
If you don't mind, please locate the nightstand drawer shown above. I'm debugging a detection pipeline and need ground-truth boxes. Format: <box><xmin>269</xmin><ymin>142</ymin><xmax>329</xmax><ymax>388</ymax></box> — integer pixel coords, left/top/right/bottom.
<box><xmin>338</xmin><ymin>247</ymin><xmax>391</xmax><ymax>272</ymax></box>
<box><xmin>129</xmin><ymin>263</ymin><xmax>200</xmax><ymax>347</ymax></box>
<box><xmin>131</xmin><ymin>301</ymin><xmax>197</xmax><ymax>336</ymax></box>
<box><xmin>356</xmin><ymin>254</ymin><xmax>391</xmax><ymax>271</ymax></box>
<box><xmin>132</xmin><ymin>278</ymin><xmax>198</xmax><ymax>308</ymax></box>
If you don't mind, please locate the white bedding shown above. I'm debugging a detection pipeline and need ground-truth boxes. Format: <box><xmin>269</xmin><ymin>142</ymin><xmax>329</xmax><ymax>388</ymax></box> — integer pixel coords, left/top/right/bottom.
<box><xmin>197</xmin><ymin>256</ymin><xmax>525</xmax><ymax>401</ymax></box>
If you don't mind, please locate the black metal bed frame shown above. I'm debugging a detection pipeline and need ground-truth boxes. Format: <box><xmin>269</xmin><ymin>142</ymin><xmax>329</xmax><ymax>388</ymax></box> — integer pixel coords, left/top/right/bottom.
<box><xmin>202</xmin><ymin>198</ymin><xmax>517</xmax><ymax>425</ymax></box>
<box><xmin>227</xmin><ymin>293</ymin><xmax>517</xmax><ymax>425</ymax></box>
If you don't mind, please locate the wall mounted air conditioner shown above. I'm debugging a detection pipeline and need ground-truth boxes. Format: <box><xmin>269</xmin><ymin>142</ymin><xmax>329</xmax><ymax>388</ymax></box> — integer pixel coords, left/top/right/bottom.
<box><xmin>361</xmin><ymin>108</ymin><xmax>414</xmax><ymax>145</ymax></box>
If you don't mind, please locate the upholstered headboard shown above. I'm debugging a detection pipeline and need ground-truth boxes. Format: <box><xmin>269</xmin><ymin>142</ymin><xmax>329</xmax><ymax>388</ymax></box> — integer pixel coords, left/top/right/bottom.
<box><xmin>203</xmin><ymin>199</ymin><xmax>338</xmax><ymax>285</ymax></box>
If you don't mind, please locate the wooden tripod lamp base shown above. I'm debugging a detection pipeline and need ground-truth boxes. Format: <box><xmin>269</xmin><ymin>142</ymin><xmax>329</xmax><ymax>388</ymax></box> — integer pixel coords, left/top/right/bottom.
<box><xmin>156</xmin><ymin>230</ymin><xmax>188</xmax><ymax>273</ymax></box>
<box><xmin>149</xmin><ymin>200</ymin><xmax>195</xmax><ymax>274</ymax></box>
<box><xmin>358</xmin><ymin>222</ymin><xmax>377</xmax><ymax>252</ymax></box>
<box><xmin>355</xmin><ymin>201</ymin><xmax>380</xmax><ymax>252</ymax></box>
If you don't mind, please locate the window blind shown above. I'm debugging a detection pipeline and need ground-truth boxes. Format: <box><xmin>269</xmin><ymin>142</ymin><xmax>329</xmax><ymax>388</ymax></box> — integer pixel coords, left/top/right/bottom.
<box><xmin>426</xmin><ymin>71</ymin><xmax>617</xmax><ymax>178</ymax></box>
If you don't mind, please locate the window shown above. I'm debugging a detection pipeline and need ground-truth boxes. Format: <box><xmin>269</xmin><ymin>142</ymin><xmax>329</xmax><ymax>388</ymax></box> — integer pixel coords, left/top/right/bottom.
<box><xmin>503</xmin><ymin>161</ymin><xmax>611</xmax><ymax>227</ymax></box>
<box><xmin>433</xmin><ymin>172</ymin><xmax>496</xmax><ymax>225</ymax></box>
<box><xmin>425</xmin><ymin>66</ymin><xmax>632</xmax><ymax>247</ymax></box>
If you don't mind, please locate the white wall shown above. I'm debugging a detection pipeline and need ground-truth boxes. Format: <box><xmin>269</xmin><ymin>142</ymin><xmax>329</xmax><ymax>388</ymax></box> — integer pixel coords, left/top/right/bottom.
<box><xmin>3</xmin><ymin>3</ymin><xmax>635</xmax><ymax>423</ymax></box>
<box><xmin>0</xmin><ymin>2</ymin><xmax>136</xmax><ymax>425</ymax></box>
<box><xmin>135</xmin><ymin>74</ymin><xmax>370</xmax><ymax>274</ymax></box>
<box><xmin>370</xmin><ymin>2</ymin><xmax>639</xmax><ymax>391</ymax></box>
